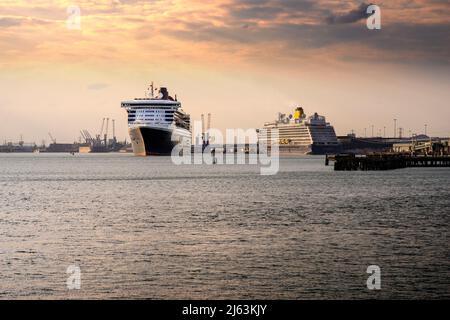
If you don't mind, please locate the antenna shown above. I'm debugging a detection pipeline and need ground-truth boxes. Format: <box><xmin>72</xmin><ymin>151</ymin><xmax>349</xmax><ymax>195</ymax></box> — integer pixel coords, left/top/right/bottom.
<box><xmin>393</xmin><ymin>118</ymin><xmax>397</xmax><ymax>138</ymax></box>
<box><xmin>150</xmin><ymin>82</ymin><xmax>154</xmax><ymax>98</ymax></box>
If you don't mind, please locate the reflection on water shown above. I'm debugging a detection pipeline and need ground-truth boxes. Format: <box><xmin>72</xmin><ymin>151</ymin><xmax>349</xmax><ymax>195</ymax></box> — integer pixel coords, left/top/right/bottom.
<box><xmin>0</xmin><ymin>153</ymin><xmax>449</xmax><ymax>299</ymax></box>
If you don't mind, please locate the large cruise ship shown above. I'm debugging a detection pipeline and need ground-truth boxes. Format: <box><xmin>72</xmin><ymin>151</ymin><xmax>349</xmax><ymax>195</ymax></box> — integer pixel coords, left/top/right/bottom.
<box><xmin>259</xmin><ymin>107</ymin><xmax>342</xmax><ymax>155</ymax></box>
<box><xmin>121</xmin><ymin>85</ymin><xmax>191</xmax><ymax>156</ymax></box>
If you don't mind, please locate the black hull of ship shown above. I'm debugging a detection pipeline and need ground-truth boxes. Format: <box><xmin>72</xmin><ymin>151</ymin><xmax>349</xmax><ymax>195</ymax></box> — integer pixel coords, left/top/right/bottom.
<box><xmin>129</xmin><ymin>127</ymin><xmax>190</xmax><ymax>156</ymax></box>
<box><xmin>141</xmin><ymin>127</ymin><xmax>178</xmax><ymax>155</ymax></box>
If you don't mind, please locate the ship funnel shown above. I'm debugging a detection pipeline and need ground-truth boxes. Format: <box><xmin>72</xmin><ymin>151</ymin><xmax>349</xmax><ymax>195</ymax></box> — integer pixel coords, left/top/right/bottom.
<box><xmin>160</xmin><ymin>87</ymin><xmax>169</xmax><ymax>100</ymax></box>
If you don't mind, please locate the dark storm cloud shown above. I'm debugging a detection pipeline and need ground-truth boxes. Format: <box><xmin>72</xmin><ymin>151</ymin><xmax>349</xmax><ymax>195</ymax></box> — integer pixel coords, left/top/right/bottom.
<box><xmin>162</xmin><ymin>0</ymin><xmax>450</xmax><ymax>64</ymax></box>
<box><xmin>168</xmin><ymin>18</ymin><xmax>450</xmax><ymax>64</ymax></box>
<box><xmin>326</xmin><ymin>2</ymin><xmax>370</xmax><ymax>24</ymax></box>
<box><xmin>227</xmin><ymin>0</ymin><xmax>317</xmax><ymax>20</ymax></box>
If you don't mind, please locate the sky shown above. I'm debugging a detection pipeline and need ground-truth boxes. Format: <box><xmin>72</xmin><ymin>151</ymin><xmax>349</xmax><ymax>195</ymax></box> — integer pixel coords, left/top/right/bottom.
<box><xmin>0</xmin><ymin>0</ymin><xmax>449</xmax><ymax>143</ymax></box>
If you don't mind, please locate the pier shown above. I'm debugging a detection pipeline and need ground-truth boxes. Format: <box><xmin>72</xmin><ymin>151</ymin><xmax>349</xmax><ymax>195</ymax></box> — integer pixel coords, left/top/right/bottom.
<box><xmin>327</xmin><ymin>154</ymin><xmax>450</xmax><ymax>171</ymax></box>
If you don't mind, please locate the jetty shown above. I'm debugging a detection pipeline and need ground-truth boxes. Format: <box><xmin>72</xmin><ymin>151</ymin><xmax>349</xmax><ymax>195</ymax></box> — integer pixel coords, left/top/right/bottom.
<box><xmin>327</xmin><ymin>154</ymin><xmax>450</xmax><ymax>171</ymax></box>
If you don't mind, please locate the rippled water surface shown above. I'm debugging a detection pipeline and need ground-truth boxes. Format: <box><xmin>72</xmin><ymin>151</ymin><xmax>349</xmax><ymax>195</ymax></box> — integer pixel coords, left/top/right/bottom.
<box><xmin>0</xmin><ymin>153</ymin><xmax>449</xmax><ymax>299</ymax></box>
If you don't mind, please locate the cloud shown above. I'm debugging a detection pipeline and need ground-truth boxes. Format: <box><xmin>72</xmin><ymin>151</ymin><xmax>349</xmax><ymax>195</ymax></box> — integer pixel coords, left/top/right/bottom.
<box><xmin>226</xmin><ymin>0</ymin><xmax>316</xmax><ymax>20</ymax></box>
<box><xmin>0</xmin><ymin>16</ymin><xmax>51</xmax><ymax>28</ymax></box>
<box><xmin>167</xmin><ymin>15</ymin><xmax>449</xmax><ymax>50</ymax></box>
<box><xmin>160</xmin><ymin>1</ymin><xmax>450</xmax><ymax>65</ymax></box>
<box><xmin>326</xmin><ymin>3</ymin><xmax>370</xmax><ymax>25</ymax></box>
<box><xmin>0</xmin><ymin>17</ymin><xmax>24</xmax><ymax>28</ymax></box>
<box><xmin>0</xmin><ymin>0</ymin><xmax>449</xmax><ymax>67</ymax></box>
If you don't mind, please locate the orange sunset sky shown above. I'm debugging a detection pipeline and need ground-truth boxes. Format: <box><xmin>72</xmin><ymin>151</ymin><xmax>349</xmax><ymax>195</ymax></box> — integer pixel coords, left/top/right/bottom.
<box><xmin>0</xmin><ymin>0</ymin><xmax>449</xmax><ymax>143</ymax></box>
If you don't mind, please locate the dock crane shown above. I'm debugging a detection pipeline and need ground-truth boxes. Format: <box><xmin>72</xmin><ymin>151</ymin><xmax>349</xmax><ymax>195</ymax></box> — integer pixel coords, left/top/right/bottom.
<box><xmin>104</xmin><ymin>118</ymin><xmax>109</xmax><ymax>146</ymax></box>
<box><xmin>48</xmin><ymin>132</ymin><xmax>56</xmax><ymax>144</ymax></box>
<box><xmin>98</xmin><ymin>118</ymin><xmax>105</xmax><ymax>141</ymax></box>
<box><xmin>80</xmin><ymin>130</ymin><xmax>87</xmax><ymax>143</ymax></box>
<box><xmin>112</xmin><ymin>119</ymin><xmax>116</xmax><ymax>144</ymax></box>
<box><xmin>83</xmin><ymin>130</ymin><xmax>93</xmax><ymax>144</ymax></box>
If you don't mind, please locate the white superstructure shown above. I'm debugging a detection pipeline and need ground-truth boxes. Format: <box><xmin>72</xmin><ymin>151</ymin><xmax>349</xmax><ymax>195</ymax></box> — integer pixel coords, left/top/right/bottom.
<box><xmin>121</xmin><ymin>85</ymin><xmax>191</xmax><ymax>156</ymax></box>
<box><xmin>259</xmin><ymin>107</ymin><xmax>341</xmax><ymax>154</ymax></box>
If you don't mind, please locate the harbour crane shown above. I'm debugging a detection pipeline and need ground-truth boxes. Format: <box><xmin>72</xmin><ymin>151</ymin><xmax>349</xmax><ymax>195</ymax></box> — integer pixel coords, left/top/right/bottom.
<box><xmin>48</xmin><ymin>132</ymin><xmax>56</xmax><ymax>144</ymax></box>
<box><xmin>83</xmin><ymin>130</ymin><xmax>93</xmax><ymax>144</ymax></box>
<box><xmin>98</xmin><ymin>118</ymin><xmax>105</xmax><ymax>141</ymax></box>
<box><xmin>104</xmin><ymin>118</ymin><xmax>109</xmax><ymax>146</ymax></box>
<box><xmin>112</xmin><ymin>119</ymin><xmax>116</xmax><ymax>144</ymax></box>
<box><xmin>80</xmin><ymin>130</ymin><xmax>87</xmax><ymax>143</ymax></box>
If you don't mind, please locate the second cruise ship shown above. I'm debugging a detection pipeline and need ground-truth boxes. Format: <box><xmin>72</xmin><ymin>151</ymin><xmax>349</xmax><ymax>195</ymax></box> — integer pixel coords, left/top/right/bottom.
<box><xmin>258</xmin><ymin>107</ymin><xmax>342</xmax><ymax>155</ymax></box>
<box><xmin>121</xmin><ymin>84</ymin><xmax>191</xmax><ymax>156</ymax></box>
